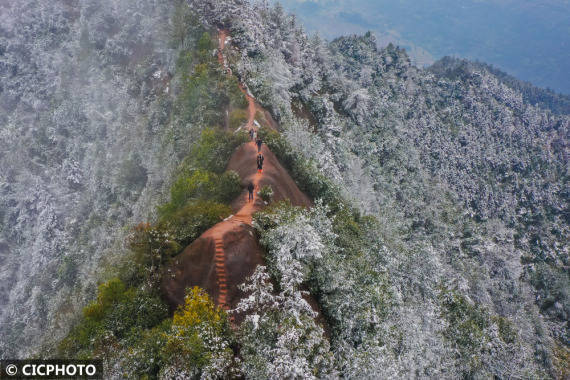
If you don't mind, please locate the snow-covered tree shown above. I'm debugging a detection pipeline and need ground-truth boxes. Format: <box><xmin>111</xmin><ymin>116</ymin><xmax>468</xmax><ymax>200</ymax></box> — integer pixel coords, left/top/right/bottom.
<box><xmin>234</xmin><ymin>266</ymin><xmax>336</xmax><ymax>379</ymax></box>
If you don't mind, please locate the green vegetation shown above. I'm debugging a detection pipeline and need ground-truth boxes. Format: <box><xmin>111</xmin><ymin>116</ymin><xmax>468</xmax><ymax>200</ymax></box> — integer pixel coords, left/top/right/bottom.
<box><xmin>160</xmin><ymin>287</ymin><xmax>236</xmax><ymax>377</ymax></box>
<box><xmin>181</xmin><ymin>128</ymin><xmax>248</xmax><ymax>174</ymax></box>
<box><xmin>553</xmin><ymin>342</ymin><xmax>570</xmax><ymax>380</ymax></box>
<box><xmin>58</xmin><ymin>278</ymin><xmax>169</xmax><ymax>359</ymax></box>
<box><xmin>118</xmin><ymin>153</ymin><xmax>148</xmax><ymax>195</ymax></box>
<box><xmin>172</xmin><ymin>20</ymin><xmax>250</xmax><ymax>132</ymax></box>
<box><xmin>258</xmin><ymin>184</ymin><xmax>274</xmax><ymax>203</ymax></box>
<box><xmin>158</xmin><ymin>170</ymin><xmax>239</xmax><ymax>216</ymax></box>
<box><xmin>257</xmin><ymin>126</ymin><xmax>344</xmax><ymax>211</ymax></box>
<box><xmin>439</xmin><ymin>287</ymin><xmax>519</xmax><ymax>372</ymax></box>
<box><xmin>253</xmin><ymin>200</ymin><xmax>393</xmax><ymax>348</ymax></box>
<box><xmin>229</xmin><ymin>109</ymin><xmax>249</xmax><ymax>130</ymax></box>
<box><xmin>157</xmin><ymin>127</ymin><xmax>247</xmax><ymax>231</ymax></box>
<box><xmin>168</xmin><ymin>0</ymin><xmax>199</xmax><ymax>49</ymax></box>
<box><xmin>59</xmin><ymin>125</ymin><xmax>247</xmax><ymax>363</ymax></box>
<box><xmin>175</xmin><ymin>33</ymin><xmax>226</xmax><ymax>127</ymax></box>
<box><xmin>59</xmin><ymin>283</ymin><xmax>233</xmax><ymax>378</ymax></box>
<box><xmin>123</xmin><ymin>222</ymin><xmax>182</xmax><ymax>286</ymax></box>
<box><xmin>251</xmin><ymin>126</ymin><xmax>391</xmax><ymax>344</ymax></box>
<box><xmin>527</xmin><ymin>262</ymin><xmax>568</xmax><ymax>321</ymax></box>
<box><xmin>160</xmin><ymin>201</ymin><xmax>232</xmax><ymax>247</ymax></box>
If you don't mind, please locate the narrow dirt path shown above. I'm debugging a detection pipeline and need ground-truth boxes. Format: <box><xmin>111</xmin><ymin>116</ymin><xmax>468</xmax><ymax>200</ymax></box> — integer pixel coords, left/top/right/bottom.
<box><xmin>217</xmin><ymin>29</ymin><xmax>229</xmax><ymax>73</ymax></box>
<box><xmin>213</xmin><ymin>237</ymin><xmax>228</xmax><ymax>308</ymax></box>
<box><xmin>242</xmin><ymin>84</ymin><xmax>257</xmax><ymax>129</ymax></box>
<box><xmin>162</xmin><ymin>140</ymin><xmax>310</xmax><ymax>314</ymax></box>
<box><xmin>201</xmin><ymin>145</ymin><xmax>264</xmax><ymax>311</ymax></box>
<box><xmin>212</xmin><ymin>29</ymin><xmax>260</xmax><ymax>310</ymax></box>
<box><xmin>161</xmin><ymin>30</ymin><xmax>311</xmax><ymax>317</ymax></box>
<box><xmin>218</xmin><ymin>29</ymin><xmax>273</xmax><ymax>131</ymax></box>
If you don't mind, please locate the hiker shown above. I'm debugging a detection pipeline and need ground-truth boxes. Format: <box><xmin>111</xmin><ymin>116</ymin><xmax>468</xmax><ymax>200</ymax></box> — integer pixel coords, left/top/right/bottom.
<box><xmin>256</xmin><ymin>137</ymin><xmax>262</xmax><ymax>152</ymax></box>
<box><xmin>257</xmin><ymin>153</ymin><xmax>264</xmax><ymax>173</ymax></box>
<box><xmin>247</xmin><ymin>182</ymin><xmax>254</xmax><ymax>202</ymax></box>
<box><xmin>249</xmin><ymin>129</ymin><xmax>254</xmax><ymax>140</ymax></box>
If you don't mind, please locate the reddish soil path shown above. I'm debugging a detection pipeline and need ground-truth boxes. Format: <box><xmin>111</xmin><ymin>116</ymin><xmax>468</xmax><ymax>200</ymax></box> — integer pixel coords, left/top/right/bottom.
<box><xmin>161</xmin><ymin>141</ymin><xmax>311</xmax><ymax>314</ymax></box>
<box><xmin>228</xmin><ymin>143</ymin><xmax>312</xmax><ymax>210</ymax></box>
<box><xmin>217</xmin><ymin>29</ymin><xmax>273</xmax><ymax>131</ymax></box>
<box><xmin>217</xmin><ymin>29</ymin><xmax>229</xmax><ymax>73</ymax></box>
<box><xmin>213</xmin><ymin>237</ymin><xmax>228</xmax><ymax>309</ymax></box>
<box><xmin>161</xmin><ymin>30</ymin><xmax>311</xmax><ymax>318</ymax></box>
<box><xmin>242</xmin><ymin>84</ymin><xmax>257</xmax><ymax>129</ymax></box>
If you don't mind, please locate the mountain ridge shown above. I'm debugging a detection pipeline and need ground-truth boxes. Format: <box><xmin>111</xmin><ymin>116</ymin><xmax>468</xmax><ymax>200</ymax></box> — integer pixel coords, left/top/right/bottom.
<box><xmin>0</xmin><ymin>0</ymin><xmax>567</xmax><ymax>377</ymax></box>
<box><xmin>429</xmin><ymin>56</ymin><xmax>570</xmax><ymax>115</ymax></box>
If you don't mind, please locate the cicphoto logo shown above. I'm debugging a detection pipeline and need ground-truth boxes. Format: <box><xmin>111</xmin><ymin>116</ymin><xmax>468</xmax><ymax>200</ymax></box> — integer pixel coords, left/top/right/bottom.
<box><xmin>0</xmin><ymin>360</ymin><xmax>102</xmax><ymax>379</ymax></box>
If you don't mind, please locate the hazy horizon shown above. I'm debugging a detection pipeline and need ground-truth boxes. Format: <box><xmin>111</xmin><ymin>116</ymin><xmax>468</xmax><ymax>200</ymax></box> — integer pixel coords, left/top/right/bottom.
<box><xmin>271</xmin><ymin>0</ymin><xmax>570</xmax><ymax>94</ymax></box>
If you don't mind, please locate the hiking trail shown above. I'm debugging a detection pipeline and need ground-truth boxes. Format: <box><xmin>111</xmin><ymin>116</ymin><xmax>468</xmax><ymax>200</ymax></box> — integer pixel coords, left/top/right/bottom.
<box><xmin>217</xmin><ymin>29</ymin><xmax>276</xmax><ymax>131</ymax></box>
<box><xmin>162</xmin><ymin>30</ymin><xmax>311</xmax><ymax>320</ymax></box>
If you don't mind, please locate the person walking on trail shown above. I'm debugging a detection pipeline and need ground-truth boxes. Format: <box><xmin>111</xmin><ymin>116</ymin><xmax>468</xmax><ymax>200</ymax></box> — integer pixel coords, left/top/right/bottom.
<box><xmin>247</xmin><ymin>182</ymin><xmax>254</xmax><ymax>202</ymax></box>
<box><xmin>257</xmin><ymin>153</ymin><xmax>264</xmax><ymax>173</ymax></box>
<box><xmin>249</xmin><ymin>129</ymin><xmax>254</xmax><ymax>140</ymax></box>
<box><xmin>256</xmin><ymin>137</ymin><xmax>262</xmax><ymax>153</ymax></box>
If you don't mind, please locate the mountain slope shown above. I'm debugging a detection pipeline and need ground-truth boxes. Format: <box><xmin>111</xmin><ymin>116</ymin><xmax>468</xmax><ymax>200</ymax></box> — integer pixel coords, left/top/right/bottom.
<box><xmin>272</xmin><ymin>0</ymin><xmax>570</xmax><ymax>94</ymax></box>
<box><xmin>161</xmin><ymin>137</ymin><xmax>312</xmax><ymax>313</ymax></box>
<box><xmin>430</xmin><ymin>56</ymin><xmax>570</xmax><ymax>115</ymax></box>
<box><xmin>0</xmin><ymin>0</ymin><xmax>223</xmax><ymax>358</ymax></box>
<box><xmin>192</xmin><ymin>0</ymin><xmax>568</xmax><ymax>377</ymax></box>
<box><xmin>0</xmin><ymin>0</ymin><xmax>568</xmax><ymax>378</ymax></box>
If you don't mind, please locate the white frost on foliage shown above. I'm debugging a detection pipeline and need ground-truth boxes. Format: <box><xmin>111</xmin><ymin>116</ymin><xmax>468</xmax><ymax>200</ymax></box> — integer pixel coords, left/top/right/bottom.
<box><xmin>0</xmin><ymin>0</ymin><xmax>189</xmax><ymax>358</ymax></box>
<box><xmin>234</xmin><ymin>266</ymin><xmax>336</xmax><ymax>379</ymax></box>
<box><xmin>189</xmin><ymin>2</ymin><xmax>567</xmax><ymax>376</ymax></box>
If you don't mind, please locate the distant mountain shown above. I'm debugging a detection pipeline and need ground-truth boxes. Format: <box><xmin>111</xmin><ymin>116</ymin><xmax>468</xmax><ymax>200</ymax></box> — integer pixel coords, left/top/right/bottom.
<box><xmin>272</xmin><ymin>0</ymin><xmax>570</xmax><ymax>94</ymax></box>
<box><xmin>430</xmin><ymin>56</ymin><xmax>570</xmax><ymax>115</ymax></box>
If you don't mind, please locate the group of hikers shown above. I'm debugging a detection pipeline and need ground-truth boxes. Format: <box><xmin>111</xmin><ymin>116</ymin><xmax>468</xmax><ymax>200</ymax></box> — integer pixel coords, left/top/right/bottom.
<box><xmin>247</xmin><ymin>128</ymin><xmax>264</xmax><ymax>202</ymax></box>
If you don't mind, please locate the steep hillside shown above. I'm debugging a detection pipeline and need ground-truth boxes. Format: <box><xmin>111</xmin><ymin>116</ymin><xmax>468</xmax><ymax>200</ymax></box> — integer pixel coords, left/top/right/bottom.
<box><xmin>430</xmin><ymin>56</ymin><xmax>570</xmax><ymax>115</ymax></box>
<box><xmin>273</xmin><ymin>0</ymin><xmax>570</xmax><ymax>94</ymax></box>
<box><xmin>1</xmin><ymin>0</ymin><xmax>568</xmax><ymax>378</ymax></box>
<box><xmin>51</xmin><ymin>19</ymin><xmax>331</xmax><ymax>375</ymax></box>
<box><xmin>161</xmin><ymin>137</ymin><xmax>312</xmax><ymax>313</ymax></box>
<box><xmin>0</xmin><ymin>0</ymin><xmax>239</xmax><ymax>358</ymax></box>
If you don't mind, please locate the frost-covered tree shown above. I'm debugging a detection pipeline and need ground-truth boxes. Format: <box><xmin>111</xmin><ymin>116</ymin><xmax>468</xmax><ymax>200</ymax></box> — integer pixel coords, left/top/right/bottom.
<box><xmin>2</xmin><ymin>0</ymin><xmax>568</xmax><ymax>377</ymax></box>
<box><xmin>234</xmin><ymin>266</ymin><xmax>336</xmax><ymax>379</ymax></box>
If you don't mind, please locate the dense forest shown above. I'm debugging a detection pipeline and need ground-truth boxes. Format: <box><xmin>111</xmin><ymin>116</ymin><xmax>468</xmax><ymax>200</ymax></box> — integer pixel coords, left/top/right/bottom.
<box><xmin>430</xmin><ymin>56</ymin><xmax>570</xmax><ymax>115</ymax></box>
<box><xmin>0</xmin><ymin>0</ymin><xmax>568</xmax><ymax>378</ymax></box>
